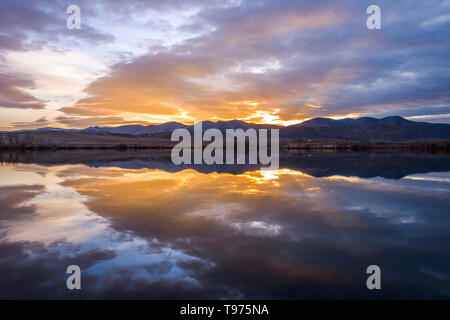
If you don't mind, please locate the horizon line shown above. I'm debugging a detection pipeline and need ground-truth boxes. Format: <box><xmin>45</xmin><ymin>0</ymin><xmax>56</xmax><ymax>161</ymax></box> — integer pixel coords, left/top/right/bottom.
<box><xmin>3</xmin><ymin>115</ymin><xmax>448</xmax><ymax>133</ymax></box>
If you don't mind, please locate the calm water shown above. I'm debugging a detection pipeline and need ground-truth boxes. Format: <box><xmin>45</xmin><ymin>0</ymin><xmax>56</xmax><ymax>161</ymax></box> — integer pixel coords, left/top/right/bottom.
<box><xmin>0</xmin><ymin>151</ymin><xmax>449</xmax><ymax>299</ymax></box>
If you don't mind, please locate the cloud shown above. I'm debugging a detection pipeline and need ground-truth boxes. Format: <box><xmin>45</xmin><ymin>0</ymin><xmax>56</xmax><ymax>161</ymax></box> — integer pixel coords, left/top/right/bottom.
<box><xmin>53</xmin><ymin>0</ymin><xmax>450</xmax><ymax>126</ymax></box>
<box><xmin>1</xmin><ymin>0</ymin><xmax>449</xmax><ymax>126</ymax></box>
<box><xmin>0</xmin><ymin>185</ymin><xmax>45</xmax><ymax>219</ymax></box>
<box><xmin>0</xmin><ymin>73</ymin><xmax>45</xmax><ymax>109</ymax></box>
<box><xmin>10</xmin><ymin>116</ymin><xmax>51</xmax><ymax>130</ymax></box>
<box><xmin>58</xmin><ymin>0</ymin><xmax>353</xmax><ymax>125</ymax></box>
<box><xmin>0</xmin><ymin>0</ymin><xmax>116</xmax><ymax>114</ymax></box>
<box><xmin>0</xmin><ymin>0</ymin><xmax>114</xmax><ymax>53</ymax></box>
<box><xmin>55</xmin><ymin>115</ymin><xmax>150</xmax><ymax>128</ymax></box>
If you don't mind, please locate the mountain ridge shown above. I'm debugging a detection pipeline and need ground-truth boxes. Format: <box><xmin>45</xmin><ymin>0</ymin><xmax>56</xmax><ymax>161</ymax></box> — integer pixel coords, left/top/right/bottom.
<box><xmin>6</xmin><ymin>116</ymin><xmax>450</xmax><ymax>142</ymax></box>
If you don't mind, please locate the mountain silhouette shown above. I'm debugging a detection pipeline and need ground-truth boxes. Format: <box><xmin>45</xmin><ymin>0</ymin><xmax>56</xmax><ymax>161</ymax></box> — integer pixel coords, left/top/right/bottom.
<box><xmin>282</xmin><ymin>116</ymin><xmax>450</xmax><ymax>141</ymax></box>
<box><xmin>6</xmin><ymin>116</ymin><xmax>450</xmax><ymax>142</ymax></box>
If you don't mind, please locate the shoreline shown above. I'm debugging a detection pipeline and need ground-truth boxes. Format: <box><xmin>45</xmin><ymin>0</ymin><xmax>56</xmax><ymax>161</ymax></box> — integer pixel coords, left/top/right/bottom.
<box><xmin>1</xmin><ymin>131</ymin><xmax>449</xmax><ymax>153</ymax></box>
<box><xmin>1</xmin><ymin>141</ymin><xmax>449</xmax><ymax>153</ymax></box>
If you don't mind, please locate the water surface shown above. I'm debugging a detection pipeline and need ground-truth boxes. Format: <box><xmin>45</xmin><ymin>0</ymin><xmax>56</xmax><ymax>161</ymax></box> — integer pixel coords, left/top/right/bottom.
<box><xmin>0</xmin><ymin>151</ymin><xmax>449</xmax><ymax>299</ymax></box>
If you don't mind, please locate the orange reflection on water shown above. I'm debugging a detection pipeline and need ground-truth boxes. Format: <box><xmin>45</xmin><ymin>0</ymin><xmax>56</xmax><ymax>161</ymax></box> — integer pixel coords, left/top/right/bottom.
<box><xmin>1</xmin><ymin>160</ymin><xmax>449</xmax><ymax>299</ymax></box>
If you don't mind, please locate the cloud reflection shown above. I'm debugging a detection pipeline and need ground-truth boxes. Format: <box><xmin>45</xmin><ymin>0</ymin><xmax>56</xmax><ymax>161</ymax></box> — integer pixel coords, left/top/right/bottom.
<box><xmin>0</xmin><ymin>161</ymin><xmax>449</xmax><ymax>299</ymax></box>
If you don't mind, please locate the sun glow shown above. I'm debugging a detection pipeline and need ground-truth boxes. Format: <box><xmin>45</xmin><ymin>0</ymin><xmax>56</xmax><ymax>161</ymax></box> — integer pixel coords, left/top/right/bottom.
<box><xmin>305</xmin><ymin>103</ymin><xmax>322</xmax><ymax>109</ymax></box>
<box><xmin>121</xmin><ymin>109</ymin><xmax>196</xmax><ymax>124</ymax></box>
<box><xmin>327</xmin><ymin>113</ymin><xmax>360</xmax><ymax>120</ymax></box>
<box><xmin>240</xmin><ymin>169</ymin><xmax>312</xmax><ymax>184</ymax></box>
<box><xmin>227</xmin><ymin>100</ymin><xmax>261</xmax><ymax>106</ymax></box>
<box><xmin>238</xmin><ymin>109</ymin><xmax>305</xmax><ymax>126</ymax></box>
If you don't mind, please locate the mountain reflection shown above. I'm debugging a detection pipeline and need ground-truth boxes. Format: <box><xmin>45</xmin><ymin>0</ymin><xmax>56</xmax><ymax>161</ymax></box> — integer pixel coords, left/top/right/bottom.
<box><xmin>1</xmin><ymin>150</ymin><xmax>450</xmax><ymax>178</ymax></box>
<box><xmin>0</xmin><ymin>152</ymin><xmax>449</xmax><ymax>299</ymax></box>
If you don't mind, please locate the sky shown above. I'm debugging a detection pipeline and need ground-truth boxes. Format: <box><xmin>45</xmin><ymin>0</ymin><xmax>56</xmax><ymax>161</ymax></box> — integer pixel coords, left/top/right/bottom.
<box><xmin>0</xmin><ymin>0</ymin><xmax>449</xmax><ymax>130</ymax></box>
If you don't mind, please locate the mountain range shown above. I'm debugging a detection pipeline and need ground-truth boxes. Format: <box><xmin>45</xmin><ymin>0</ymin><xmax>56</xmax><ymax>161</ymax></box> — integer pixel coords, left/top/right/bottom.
<box><xmin>9</xmin><ymin>116</ymin><xmax>450</xmax><ymax>141</ymax></box>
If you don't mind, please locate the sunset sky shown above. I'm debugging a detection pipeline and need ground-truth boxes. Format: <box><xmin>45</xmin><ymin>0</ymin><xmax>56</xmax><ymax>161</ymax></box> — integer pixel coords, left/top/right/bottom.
<box><xmin>1</xmin><ymin>0</ymin><xmax>449</xmax><ymax>130</ymax></box>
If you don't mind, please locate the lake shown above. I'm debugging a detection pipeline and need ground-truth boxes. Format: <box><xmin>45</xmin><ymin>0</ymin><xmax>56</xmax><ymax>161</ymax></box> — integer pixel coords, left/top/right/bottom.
<box><xmin>0</xmin><ymin>150</ymin><xmax>449</xmax><ymax>299</ymax></box>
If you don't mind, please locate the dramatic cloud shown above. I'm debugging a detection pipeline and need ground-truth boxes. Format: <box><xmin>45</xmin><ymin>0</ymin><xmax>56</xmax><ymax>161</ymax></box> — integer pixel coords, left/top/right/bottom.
<box><xmin>0</xmin><ymin>0</ymin><xmax>115</xmax><ymax>127</ymax></box>
<box><xmin>1</xmin><ymin>0</ymin><xmax>450</xmax><ymax>128</ymax></box>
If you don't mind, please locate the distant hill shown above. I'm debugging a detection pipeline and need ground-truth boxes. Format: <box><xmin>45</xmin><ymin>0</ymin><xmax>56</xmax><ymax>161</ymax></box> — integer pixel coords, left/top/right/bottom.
<box><xmin>15</xmin><ymin>127</ymin><xmax>77</xmax><ymax>133</ymax></box>
<box><xmin>79</xmin><ymin>122</ymin><xmax>189</xmax><ymax>135</ymax></box>
<box><xmin>298</xmin><ymin>116</ymin><xmax>414</xmax><ymax>127</ymax></box>
<box><xmin>282</xmin><ymin>116</ymin><xmax>450</xmax><ymax>141</ymax></box>
<box><xmin>80</xmin><ymin>120</ymin><xmax>279</xmax><ymax>136</ymax></box>
<box><xmin>3</xmin><ymin>116</ymin><xmax>450</xmax><ymax>145</ymax></box>
<box><xmin>12</xmin><ymin>120</ymin><xmax>280</xmax><ymax>136</ymax></box>
<box><xmin>197</xmin><ymin>120</ymin><xmax>280</xmax><ymax>131</ymax></box>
